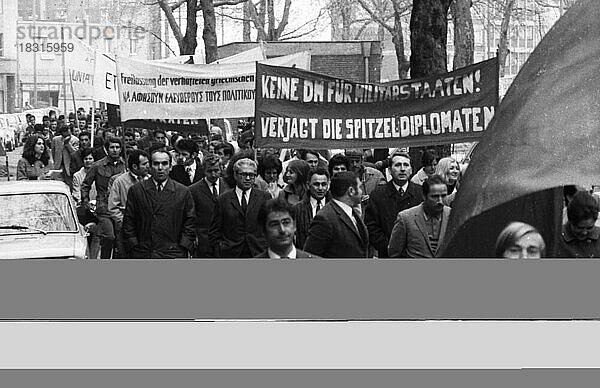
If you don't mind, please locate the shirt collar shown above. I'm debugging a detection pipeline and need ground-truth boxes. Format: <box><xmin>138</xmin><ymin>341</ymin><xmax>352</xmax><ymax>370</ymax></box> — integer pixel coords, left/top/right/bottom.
<box><xmin>268</xmin><ymin>245</ymin><xmax>297</xmax><ymax>259</ymax></box>
<box><xmin>152</xmin><ymin>178</ymin><xmax>167</xmax><ymax>190</ymax></box>
<box><xmin>332</xmin><ymin>198</ymin><xmax>354</xmax><ymax>219</ymax></box>
<box><xmin>235</xmin><ymin>186</ymin><xmax>251</xmax><ymax>197</ymax></box>
<box><xmin>393</xmin><ymin>181</ymin><xmax>409</xmax><ymax>193</ymax></box>
<box><xmin>206</xmin><ymin>177</ymin><xmax>219</xmax><ymax>188</ymax></box>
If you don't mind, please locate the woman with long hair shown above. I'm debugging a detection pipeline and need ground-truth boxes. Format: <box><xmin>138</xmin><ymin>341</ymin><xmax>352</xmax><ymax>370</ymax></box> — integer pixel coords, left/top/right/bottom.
<box><xmin>279</xmin><ymin>159</ymin><xmax>311</xmax><ymax>206</ymax></box>
<box><xmin>435</xmin><ymin>156</ymin><xmax>461</xmax><ymax>206</ymax></box>
<box><xmin>17</xmin><ymin>135</ymin><xmax>53</xmax><ymax>180</ymax></box>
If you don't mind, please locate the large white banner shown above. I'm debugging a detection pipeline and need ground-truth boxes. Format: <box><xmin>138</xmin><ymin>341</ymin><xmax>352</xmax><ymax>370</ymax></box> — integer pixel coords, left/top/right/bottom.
<box><xmin>117</xmin><ymin>51</ymin><xmax>311</xmax><ymax>121</ymax></box>
<box><xmin>65</xmin><ymin>38</ymin><xmax>95</xmax><ymax>100</ymax></box>
<box><xmin>94</xmin><ymin>52</ymin><xmax>120</xmax><ymax>105</ymax></box>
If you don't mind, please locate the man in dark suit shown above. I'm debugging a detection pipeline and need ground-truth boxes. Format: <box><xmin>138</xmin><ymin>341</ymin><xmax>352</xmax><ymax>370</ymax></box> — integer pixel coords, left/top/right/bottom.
<box><xmin>304</xmin><ymin>171</ymin><xmax>371</xmax><ymax>258</ymax></box>
<box><xmin>254</xmin><ymin>198</ymin><xmax>319</xmax><ymax>258</ymax></box>
<box><xmin>122</xmin><ymin>149</ymin><xmax>196</xmax><ymax>258</ymax></box>
<box><xmin>388</xmin><ymin>175</ymin><xmax>451</xmax><ymax>258</ymax></box>
<box><xmin>170</xmin><ymin>139</ymin><xmax>204</xmax><ymax>186</ymax></box>
<box><xmin>51</xmin><ymin>125</ymin><xmax>78</xmax><ymax>188</ymax></box>
<box><xmin>189</xmin><ymin>154</ymin><xmax>231</xmax><ymax>257</ymax></box>
<box><xmin>364</xmin><ymin>151</ymin><xmax>424</xmax><ymax>257</ymax></box>
<box><xmin>208</xmin><ymin>158</ymin><xmax>271</xmax><ymax>257</ymax></box>
<box><xmin>292</xmin><ymin>167</ymin><xmax>330</xmax><ymax>249</ymax></box>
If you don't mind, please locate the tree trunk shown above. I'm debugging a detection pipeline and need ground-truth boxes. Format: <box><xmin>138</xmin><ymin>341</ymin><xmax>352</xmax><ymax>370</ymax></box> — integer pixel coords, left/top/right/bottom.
<box><xmin>267</xmin><ymin>0</ymin><xmax>276</xmax><ymax>40</ymax></box>
<box><xmin>450</xmin><ymin>0</ymin><xmax>474</xmax><ymax>70</ymax></box>
<box><xmin>392</xmin><ymin>0</ymin><xmax>409</xmax><ymax>79</ymax></box>
<box><xmin>243</xmin><ymin>0</ymin><xmax>251</xmax><ymax>41</ymax></box>
<box><xmin>498</xmin><ymin>0</ymin><xmax>516</xmax><ymax>76</ymax></box>
<box><xmin>409</xmin><ymin>0</ymin><xmax>453</xmax><ymax>167</ymax></box>
<box><xmin>410</xmin><ymin>0</ymin><xmax>452</xmax><ymax>77</ymax></box>
<box><xmin>180</xmin><ymin>0</ymin><xmax>198</xmax><ymax>55</ymax></box>
<box><xmin>199</xmin><ymin>0</ymin><xmax>218</xmax><ymax>63</ymax></box>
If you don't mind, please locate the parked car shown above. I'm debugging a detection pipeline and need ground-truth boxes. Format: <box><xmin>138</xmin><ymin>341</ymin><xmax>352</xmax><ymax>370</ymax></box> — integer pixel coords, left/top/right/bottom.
<box><xmin>0</xmin><ymin>181</ymin><xmax>88</xmax><ymax>259</ymax></box>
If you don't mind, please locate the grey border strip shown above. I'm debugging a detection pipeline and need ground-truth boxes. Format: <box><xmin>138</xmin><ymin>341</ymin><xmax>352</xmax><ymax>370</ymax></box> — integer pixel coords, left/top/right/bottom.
<box><xmin>1</xmin><ymin>259</ymin><xmax>599</xmax><ymax>320</ymax></box>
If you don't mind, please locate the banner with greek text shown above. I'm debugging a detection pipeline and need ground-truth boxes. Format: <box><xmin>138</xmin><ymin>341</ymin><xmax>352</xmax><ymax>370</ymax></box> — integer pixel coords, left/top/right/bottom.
<box><xmin>255</xmin><ymin>58</ymin><xmax>499</xmax><ymax>148</ymax></box>
<box><xmin>117</xmin><ymin>52</ymin><xmax>311</xmax><ymax>121</ymax></box>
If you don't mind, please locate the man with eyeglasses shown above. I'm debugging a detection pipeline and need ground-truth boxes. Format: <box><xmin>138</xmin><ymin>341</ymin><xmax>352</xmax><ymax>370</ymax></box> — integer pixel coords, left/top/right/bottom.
<box><xmin>208</xmin><ymin>158</ymin><xmax>271</xmax><ymax>257</ymax></box>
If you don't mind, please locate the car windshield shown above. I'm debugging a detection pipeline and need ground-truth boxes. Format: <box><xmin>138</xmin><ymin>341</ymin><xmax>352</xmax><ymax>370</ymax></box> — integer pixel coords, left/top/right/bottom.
<box><xmin>0</xmin><ymin>193</ymin><xmax>78</xmax><ymax>234</ymax></box>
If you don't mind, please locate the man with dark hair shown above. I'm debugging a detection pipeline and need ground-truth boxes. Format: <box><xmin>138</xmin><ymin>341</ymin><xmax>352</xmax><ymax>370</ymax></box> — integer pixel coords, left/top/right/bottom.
<box><xmin>208</xmin><ymin>158</ymin><xmax>271</xmax><ymax>257</ymax></box>
<box><xmin>345</xmin><ymin>148</ymin><xmax>386</xmax><ymax>196</ymax></box>
<box><xmin>299</xmin><ymin>149</ymin><xmax>320</xmax><ymax>170</ymax></box>
<box><xmin>557</xmin><ymin>190</ymin><xmax>600</xmax><ymax>258</ymax></box>
<box><xmin>81</xmin><ymin>136</ymin><xmax>126</xmax><ymax>259</ymax></box>
<box><xmin>51</xmin><ymin>125</ymin><xmax>78</xmax><ymax>188</ymax></box>
<box><xmin>25</xmin><ymin>114</ymin><xmax>36</xmax><ymax>137</ymax></box>
<box><xmin>170</xmin><ymin>139</ymin><xmax>203</xmax><ymax>186</ymax></box>
<box><xmin>365</xmin><ymin>152</ymin><xmax>424</xmax><ymax>257</ymax></box>
<box><xmin>189</xmin><ymin>154</ymin><xmax>231</xmax><ymax>257</ymax></box>
<box><xmin>387</xmin><ymin>175</ymin><xmax>451</xmax><ymax>258</ymax></box>
<box><xmin>122</xmin><ymin>149</ymin><xmax>196</xmax><ymax>258</ymax></box>
<box><xmin>215</xmin><ymin>142</ymin><xmax>234</xmax><ymax>166</ymax></box>
<box><xmin>328</xmin><ymin>153</ymin><xmax>351</xmax><ymax>177</ymax></box>
<box><xmin>304</xmin><ymin>171</ymin><xmax>370</xmax><ymax>258</ymax></box>
<box><xmin>293</xmin><ymin>167</ymin><xmax>330</xmax><ymax>249</ymax></box>
<box><xmin>255</xmin><ymin>198</ymin><xmax>319</xmax><ymax>258</ymax></box>
<box><xmin>108</xmin><ymin>149</ymin><xmax>150</xmax><ymax>258</ymax></box>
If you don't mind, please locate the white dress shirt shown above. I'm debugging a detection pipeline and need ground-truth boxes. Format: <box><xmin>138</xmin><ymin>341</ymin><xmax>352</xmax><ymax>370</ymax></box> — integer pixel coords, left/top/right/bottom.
<box><xmin>185</xmin><ymin>161</ymin><xmax>197</xmax><ymax>182</ymax></box>
<box><xmin>310</xmin><ymin>196</ymin><xmax>324</xmax><ymax>218</ymax></box>
<box><xmin>392</xmin><ymin>181</ymin><xmax>409</xmax><ymax>194</ymax></box>
<box><xmin>267</xmin><ymin>246</ymin><xmax>297</xmax><ymax>259</ymax></box>
<box><xmin>235</xmin><ymin>186</ymin><xmax>251</xmax><ymax>206</ymax></box>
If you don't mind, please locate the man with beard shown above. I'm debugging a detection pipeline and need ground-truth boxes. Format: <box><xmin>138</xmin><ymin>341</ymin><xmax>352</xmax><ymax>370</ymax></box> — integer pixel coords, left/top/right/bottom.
<box><xmin>81</xmin><ymin>137</ymin><xmax>126</xmax><ymax>259</ymax></box>
<box><xmin>254</xmin><ymin>198</ymin><xmax>319</xmax><ymax>258</ymax></box>
<box><xmin>365</xmin><ymin>151</ymin><xmax>424</xmax><ymax>257</ymax></box>
<box><xmin>387</xmin><ymin>175</ymin><xmax>451</xmax><ymax>258</ymax></box>
<box><xmin>304</xmin><ymin>171</ymin><xmax>371</xmax><ymax>258</ymax></box>
<box><xmin>292</xmin><ymin>167</ymin><xmax>330</xmax><ymax>249</ymax></box>
<box><xmin>189</xmin><ymin>154</ymin><xmax>231</xmax><ymax>257</ymax></box>
<box><xmin>122</xmin><ymin>149</ymin><xmax>196</xmax><ymax>258</ymax></box>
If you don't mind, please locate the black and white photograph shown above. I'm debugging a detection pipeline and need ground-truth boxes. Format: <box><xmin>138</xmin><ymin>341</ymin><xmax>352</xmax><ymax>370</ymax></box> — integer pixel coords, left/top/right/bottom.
<box><xmin>1</xmin><ymin>0</ymin><xmax>600</xmax><ymax>385</ymax></box>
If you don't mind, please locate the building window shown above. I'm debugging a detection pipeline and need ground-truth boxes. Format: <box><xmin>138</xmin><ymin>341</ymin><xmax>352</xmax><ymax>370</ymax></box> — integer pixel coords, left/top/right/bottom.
<box><xmin>0</xmin><ymin>33</ymin><xmax>4</xmax><ymax>57</ymax></box>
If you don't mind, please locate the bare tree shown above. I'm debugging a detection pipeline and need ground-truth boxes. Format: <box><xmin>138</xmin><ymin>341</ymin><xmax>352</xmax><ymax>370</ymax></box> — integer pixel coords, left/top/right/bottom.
<box><xmin>356</xmin><ymin>0</ymin><xmax>411</xmax><ymax>79</ymax></box>
<box><xmin>450</xmin><ymin>0</ymin><xmax>474</xmax><ymax>69</ymax></box>
<box><xmin>157</xmin><ymin>0</ymin><xmax>248</xmax><ymax>62</ymax></box>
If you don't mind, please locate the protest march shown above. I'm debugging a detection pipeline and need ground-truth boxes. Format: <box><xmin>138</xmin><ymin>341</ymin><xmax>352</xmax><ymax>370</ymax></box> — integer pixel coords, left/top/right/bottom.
<box><xmin>3</xmin><ymin>0</ymin><xmax>600</xmax><ymax>260</ymax></box>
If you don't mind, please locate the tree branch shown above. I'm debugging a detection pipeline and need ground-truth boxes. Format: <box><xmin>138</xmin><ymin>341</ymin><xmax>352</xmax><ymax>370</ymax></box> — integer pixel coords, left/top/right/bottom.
<box><xmin>246</xmin><ymin>0</ymin><xmax>267</xmax><ymax>40</ymax></box>
<box><xmin>169</xmin><ymin>0</ymin><xmax>186</xmax><ymax>10</ymax></box>
<box><xmin>158</xmin><ymin>0</ymin><xmax>184</xmax><ymax>45</ymax></box>
<box><xmin>356</xmin><ymin>0</ymin><xmax>394</xmax><ymax>33</ymax></box>
<box><xmin>214</xmin><ymin>0</ymin><xmax>248</xmax><ymax>5</ymax></box>
<box><xmin>279</xmin><ymin>8</ymin><xmax>326</xmax><ymax>39</ymax></box>
<box><xmin>274</xmin><ymin>0</ymin><xmax>292</xmax><ymax>39</ymax></box>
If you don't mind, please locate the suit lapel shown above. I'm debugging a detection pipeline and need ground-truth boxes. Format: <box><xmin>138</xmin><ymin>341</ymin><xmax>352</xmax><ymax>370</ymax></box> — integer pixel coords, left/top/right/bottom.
<box><xmin>437</xmin><ymin>207</ymin><xmax>451</xmax><ymax>249</ymax></box>
<box><xmin>413</xmin><ymin>207</ymin><xmax>434</xmax><ymax>256</ymax></box>
<box><xmin>200</xmin><ymin>179</ymin><xmax>216</xmax><ymax>203</ymax></box>
<box><xmin>230</xmin><ymin>190</ymin><xmax>244</xmax><ymax>216</ymax></box>
<box><xmin>331</xmin><ymin>202</ymin><xmax>362</xmax><ymax>241</ymax></box>
<box><xmin>247</xmin><ymin>189</ymin><xmax>262</xmax><ymax>214</ymax></box>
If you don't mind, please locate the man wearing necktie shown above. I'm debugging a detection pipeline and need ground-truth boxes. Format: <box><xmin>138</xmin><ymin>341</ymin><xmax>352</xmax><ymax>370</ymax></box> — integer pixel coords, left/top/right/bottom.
<box><xmin>292</xmin><ymin>167</ymin><xmax>330</xmax><ymax>249</ymax></box>
<box><xmin>122</xmin><ymin>149</ymin><xmax>196</xmax><ymax>258</ymax></box>
<box><xmin>209</xmin><ymin>158</ymin><xmax>271</xmax><ymax>257</ymax></box>
<box><xmin>170</xmin><ymin>139</ymin><xmax>203</xmax><ymax>186</ymax></box>
<box><xmin>364</xmin><ymin>151</ymin><xmax>424</xmax><ymax>258</ymax></box>
<box><xmin>304</xmin><ymin>171</ymin><xmax>372</xmax><ymax>258</ymax></box>
<box><xmin>189</xmin><ymin>154</ymin><xmax>231</xmax><ymax>257</ymax></box>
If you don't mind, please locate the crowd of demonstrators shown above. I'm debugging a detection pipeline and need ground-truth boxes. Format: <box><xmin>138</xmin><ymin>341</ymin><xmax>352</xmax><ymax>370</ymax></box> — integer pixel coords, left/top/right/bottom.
<box><xmin>15</xmin><ymin>111</ymin><xmax>600</xmax><ymax>259</ymax></box>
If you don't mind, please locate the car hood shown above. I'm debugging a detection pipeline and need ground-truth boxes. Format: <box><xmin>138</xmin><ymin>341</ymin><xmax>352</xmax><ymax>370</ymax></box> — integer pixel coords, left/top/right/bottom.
<box><xmin>0</xmin><ymin>233</ymin><xmax>87</xmax><ymax>259</ymax></box>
